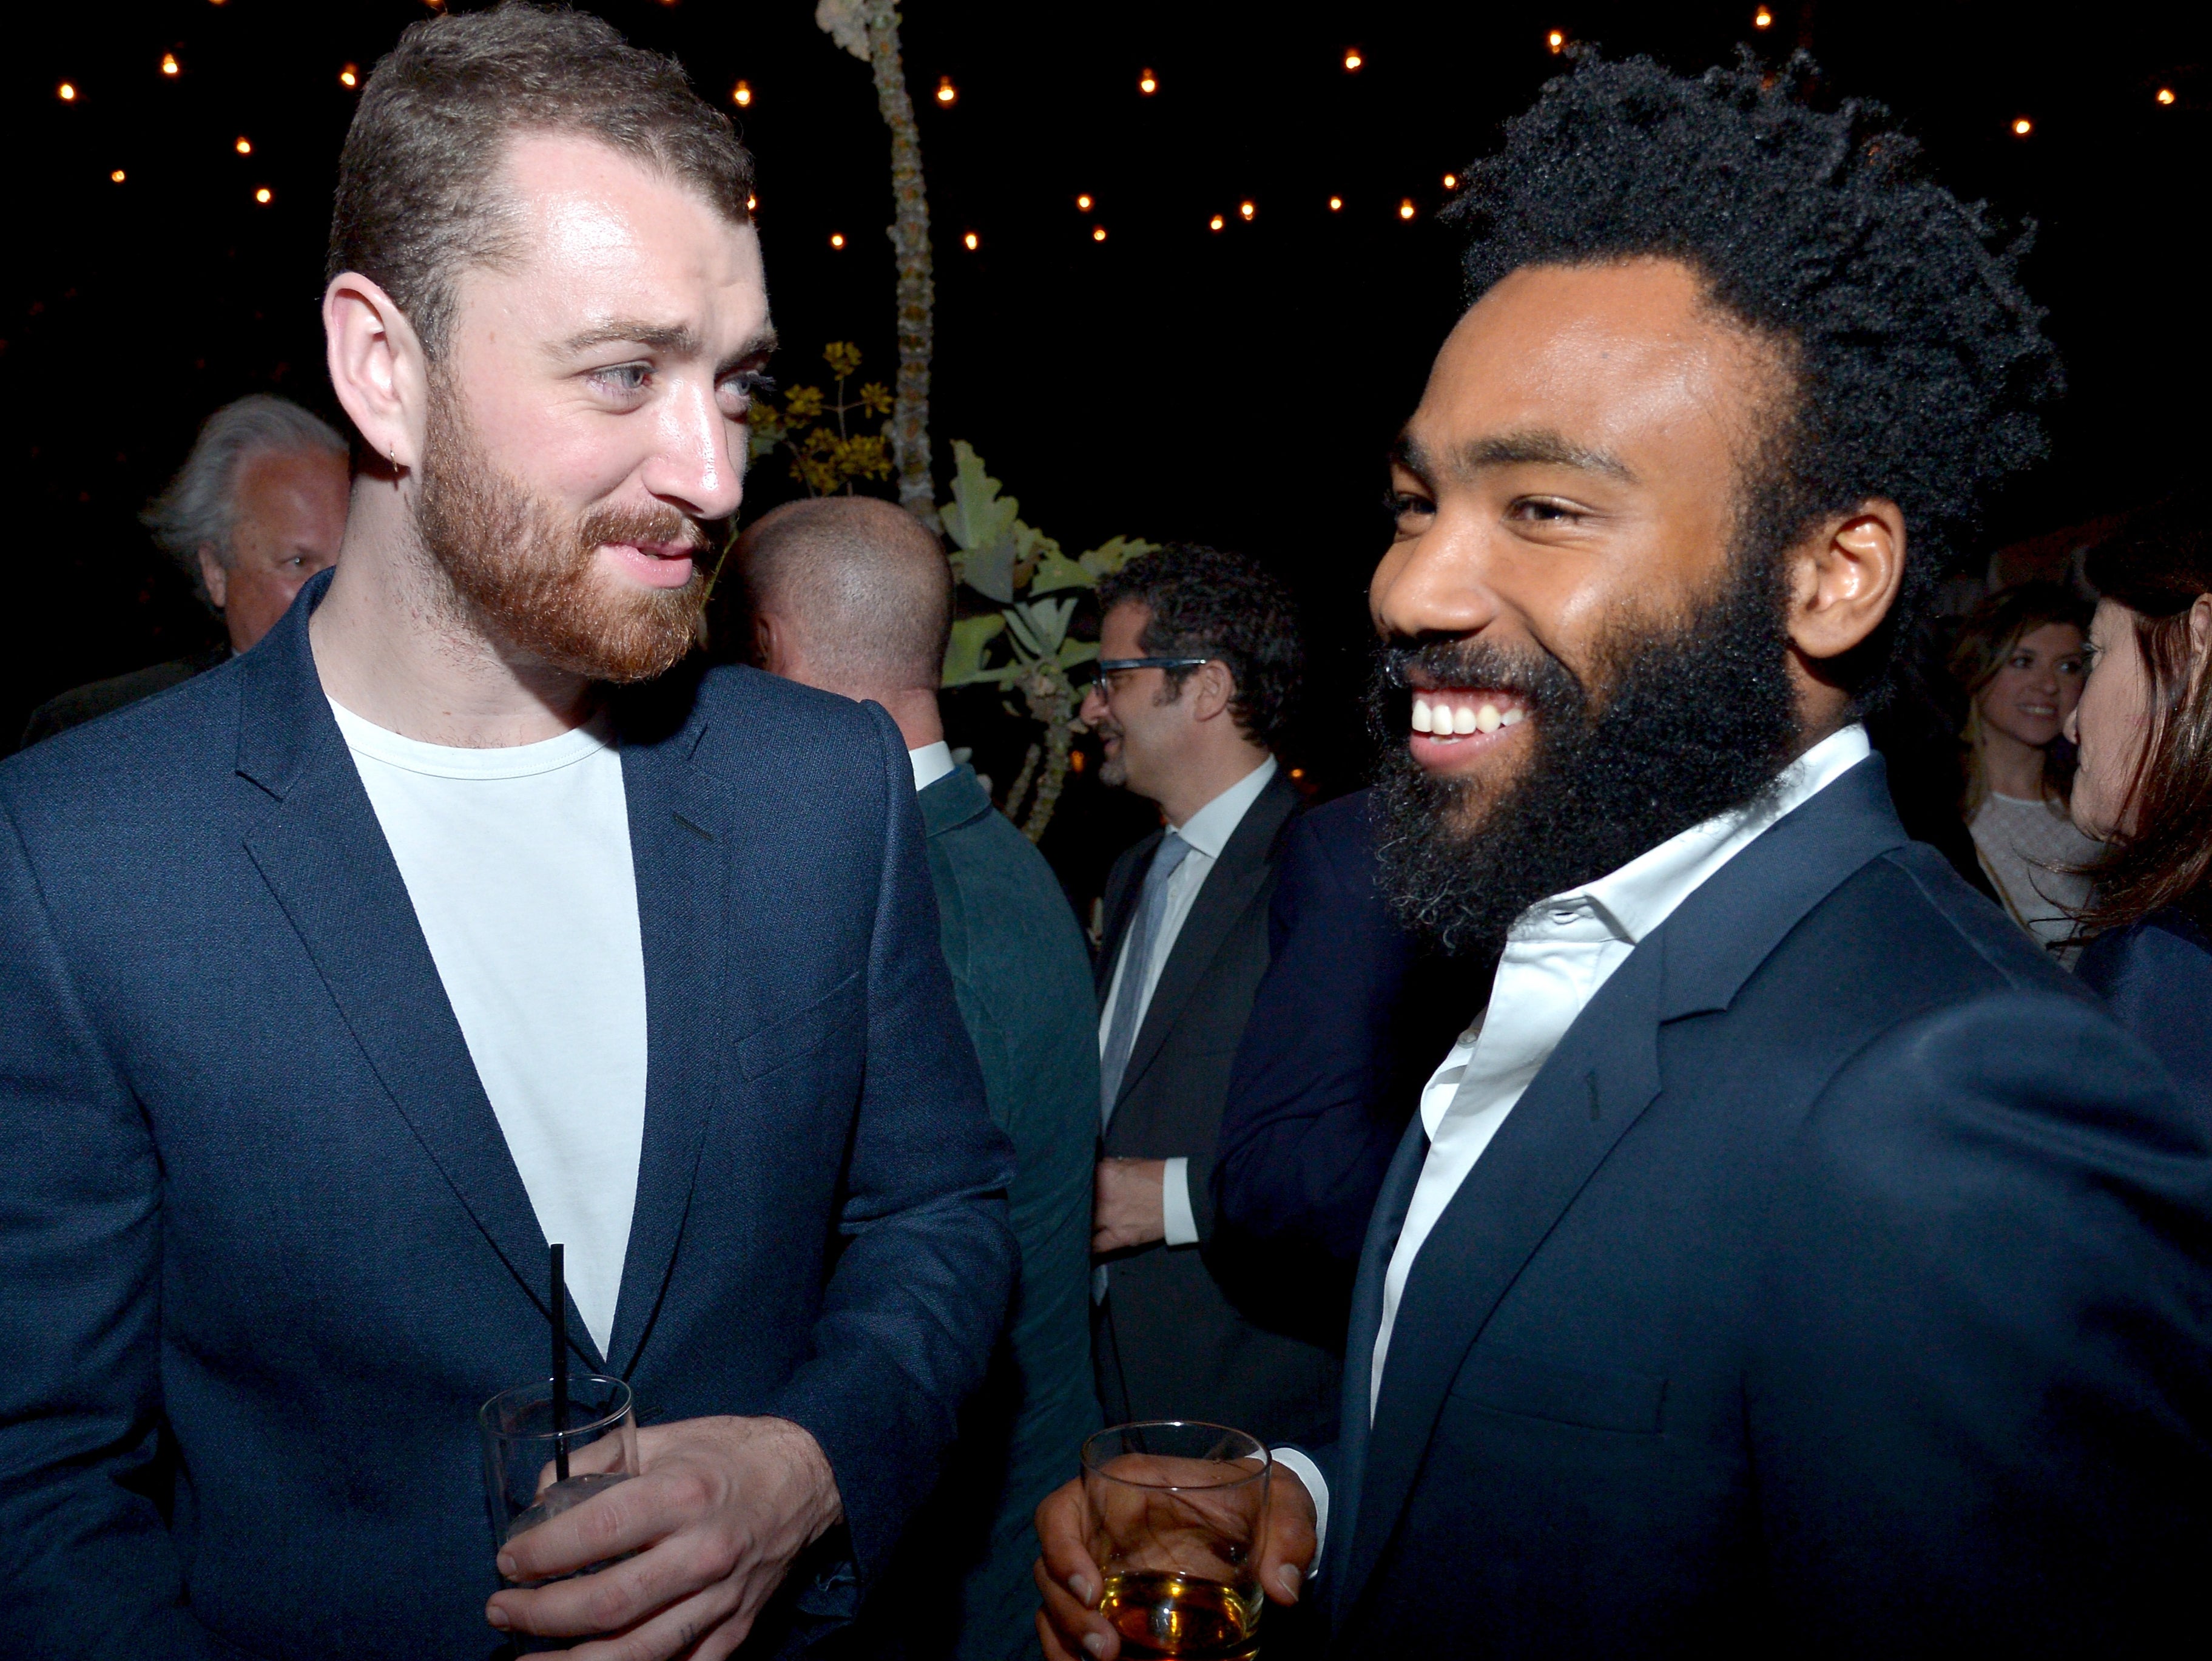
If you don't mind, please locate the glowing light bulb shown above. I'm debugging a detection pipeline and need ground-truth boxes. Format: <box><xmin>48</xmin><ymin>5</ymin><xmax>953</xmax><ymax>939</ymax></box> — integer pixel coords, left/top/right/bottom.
<box><xmin>1753</xmin><ymin>5</ymin><xmax>1773</xmax><ymax>26</ymax></box>
<box><xmin>1546</xmin><ymin>29</ymin><xmax>1565</xmax><ymax>51</ymax></box>
<box><xmin>1139</xmin><ymin>68</ymin><xmax>1156</xmax><ymax>94</ymax></box>
<box><xmin>2012</xmin><ymin>116</ymin><xmax>2032</xmax><ymax>136</ymax></box>
<box><xmin>1328</xmin><ymin>195</ymin><xmax>1343</xmax><ymax>211</ymax></box>
<box><xmin>829</xmin><ymin>232</ymin><xmax>845</xmax><ymax>249</ymax></box>
<box><xmin>235</xmin><ymin>137</ymin><xmax>252</xmax><ymax>155</ymax></box>
<box><xmin>1398</xmin><ymin>198</ymin><xmax>1417</xmax><ymax>220</ymax></box>
<box><xmin>58</xmin><ymin>81</ymin><xmax>76</xmax><ymax>101</ymax></box>
<box><xmin>1209</xmin><ymin>214</ymin><xmax>1224</xmax><ymax>232</ymax></box>
<box><xmin>1091</xmin><ymin>225</ymin><xmax>1107</xmax><ymax>242</ymax></box>
<box><xmin>1343</xmin><ymin>49</ymin><xmax>1363</xmax><ymax>71</ymax></box>
<box><xmin>339</xmin><ymin>64</ymin><xmax>359</xmax><ymax>88</ymax></box>
<box><xmin>161</xmin><ymin>53</ymin><xmax>180</xmax><ymax>76</ymax></box>
<box><xmin>963</xmin><ymin>231</ymin><xmax>979</xmax><ymax>250</ymax></box>
<box><xmin>2157</xmin><ymin>87</ymin><xmax>2177</xmax><ymax>106</ymax></box>
<box><xmin>1076</xmin><ymin>193</ymin><xmax>1093</xmax><ymax>211</ymax></box>
<box><xmin>732</xmin><ymin>79</ymin><xmax>752</xmax><ymax>107</ymax></box>
<box><xmin>1442</xmin><ymin>172</ymin><xmax>1457</xmax><ymax>189</ymax></box>
<box><xmin>935</xmin><ymin>76</ymin><xmax>957</xmax><ymax>106</ymax></box>
<box><xmin>110</xmin><ymin>168</ymin><xmax>126</xmax><ymax>183</ymax></box>
<box><xmin>1239</xmin><ymin>200</ymin><xmax>1255</xmax><ymax>220</ymax></box>
<box><xmin>746</xmin><ymin>194</ymin><xmax>758</xmax><ymax>211</ymax></box>
<box><xmin>255</xmin><ymin>186</ymin><xmax>272</xmax><ymax>204</ymax></box>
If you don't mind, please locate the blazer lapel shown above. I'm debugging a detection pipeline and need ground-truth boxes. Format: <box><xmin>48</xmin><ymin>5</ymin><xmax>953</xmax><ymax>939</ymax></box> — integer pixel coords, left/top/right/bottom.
<box><xmin>1113</xmin><ymin>775</ymin><xmax>1297</xmax><ymax>1108</ymax></box>
<box><xmin>600</xmin><ymin>703</ymin><xmax>730</xmax><ymax>1378</ymax></box>
<box><xmin>234</xmin><ymin>598</ymin><xmax>582</xmax><ymax>1359</ymax></box>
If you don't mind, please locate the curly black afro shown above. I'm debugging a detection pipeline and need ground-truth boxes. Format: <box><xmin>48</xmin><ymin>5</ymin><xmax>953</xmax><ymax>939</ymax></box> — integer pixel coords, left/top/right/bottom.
<box><xmin>1445</xmin><ymin>50</ymin><xmax>2063</xmax><ymax>706</ymax></box>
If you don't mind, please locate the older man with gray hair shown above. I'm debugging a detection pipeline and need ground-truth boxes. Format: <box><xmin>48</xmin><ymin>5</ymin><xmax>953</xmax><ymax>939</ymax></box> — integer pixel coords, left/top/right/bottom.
<box><xmin>21</xmin><ymin>394</ymin><xmax>348</xmax><ymax>746</ymax></box>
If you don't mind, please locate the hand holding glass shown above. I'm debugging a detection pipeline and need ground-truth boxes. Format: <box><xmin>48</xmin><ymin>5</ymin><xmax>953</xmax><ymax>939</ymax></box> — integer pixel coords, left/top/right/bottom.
<box><xmin>1081</xmin><ymin>1422</ymin><xmax>1271</xmax><ymax>1659</ymax></box>
<box><xmin>479</xmin><ymin>1373</ymin><xmax>638</xmax><ymax>1590</ymax></box>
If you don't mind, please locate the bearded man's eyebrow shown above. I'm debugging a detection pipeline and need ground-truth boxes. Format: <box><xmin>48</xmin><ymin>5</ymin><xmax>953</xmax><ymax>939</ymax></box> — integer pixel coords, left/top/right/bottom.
<box><xmin>558</xmin><ymin>320</ymin><xmax>702</xmax><ymax>357</ymax></box>
<box><xmin>1457</xmin><ymin>430</ymin><xmax>1637</xmax><ymax>484</ymax></box>
<box><xmin>1388</xmin><ymin>433</ymin><xmax>1436</xmax><ymax>484</ymax></box>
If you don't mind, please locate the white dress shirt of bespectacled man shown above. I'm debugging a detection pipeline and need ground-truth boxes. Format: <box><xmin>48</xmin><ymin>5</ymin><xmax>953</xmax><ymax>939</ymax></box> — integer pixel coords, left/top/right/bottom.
<box><xmin>1023</xmin><ymin>49</ymin><xmax>2187</xmax><ymax>1659</ymax></box>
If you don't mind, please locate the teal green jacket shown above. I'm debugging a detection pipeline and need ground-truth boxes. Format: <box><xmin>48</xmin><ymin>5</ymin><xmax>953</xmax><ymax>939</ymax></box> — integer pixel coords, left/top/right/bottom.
<box><xmin>915</xmin><ymin>764</ymin><xmax>1101</xmax><ymax>1661</ymax></box>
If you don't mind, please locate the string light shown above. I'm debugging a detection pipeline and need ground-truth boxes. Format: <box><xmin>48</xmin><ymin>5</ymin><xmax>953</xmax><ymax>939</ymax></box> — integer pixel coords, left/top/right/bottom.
<box><xmin>732</xmin><ymin>79</ymin><xmax>752</xmax><ymax>107</ymax></box>
<box><xmin>2157</xmin><ymin>87</ymin><xmax>2177</xmax><ymax>106</ymax></box>
<box><xmin>1091</xmin><ymin>225</ymin><xmax>1107</xmax><ymax>242</ymax></box>
<box><xmin>963</xmin><ymin>231</ymin><xmax>979</xmax><ymax>250</ymax></box>
<box><xmin>1138</xmin><ymin>68</ymin><xmax>1156</xmax><ymax>95</ymax></box>
<box><xmin>1209</xmin><ymin>213</ymin><xmax>1225</xmax><ymax>232</ymax></box>
<box><xmin>1398</xmin><ymin>198</ymin><xmax>1417</xmax><ymax>220</ymax></box>
<box><xmin>1328</xmin><ymin>195</ymin><xmax>1343</xmax><ymax>211</ymax></box>
<box><xmin>1239</xmin><ymin>199</ymin><xmax>1255</xmax><ymax>220</ymax></box>
<box><xmin>255</xmin><ymin>186</ymin><xmax>272</xmax><ymax>204</ymax></box>
<box><xmin>1076</xmin><ymin>193</ymin><xmax>1093</xmax><ymax>211</ymax></box>
<box><xmin>829</xmin><ymin>232</ymin><xmax>845</xmax><ymax>249</ymax></box>
<box><xmin>1547</xmin><ymin>29</ymin><xmax>1565</xmax><ymax>52</ymax></box>
<box><xmin>161</xmin><ymin>53</ymin><xmax>180</xmax><ymax>76</ymax></box>
<box><xmin>1343</xmin><ymin>49</ymin><xmax>1363</xmax><ymax>71</ymax></box>
<box><xmin>235</xmin><ymin>137</ymin><xmax>252</xmax><ymax>155</ymax></box>
<box><xmin>1442</xmin><ymin>172</ymin><xmax>1457</xmax><ymax>189</ymax></box>
<box><xmin>110</xmin><ymin>169</ymin><xmax>126</xmax><ymax>183</ymax></box>
<box><xmin>2012</xmin><ymin>116</ymin><xmax>2032</xmax><ymax>136</ymax></box>
<box><xmin>746</xmin><ymin>193</ymin><xmax>758</xmax><ymax>211</ymax></box>
<box><xmin>935</xmin><ymin>76</ymin><xmax>957</xmax><ymax>106</ymax></box>
<box><xmin>339</xmin><ymin>64</ymin><xmax>359</xmax><ymax>88</ymax></box>
<box><xmin>1753</xmin><ymin>5</ymin><xmax>1773</xmax><ymax>27</ymax></box>
<box><xmin>58</xmin><ymin>81</ymin><xmax>77</xmax><ymax>101</ymax></box>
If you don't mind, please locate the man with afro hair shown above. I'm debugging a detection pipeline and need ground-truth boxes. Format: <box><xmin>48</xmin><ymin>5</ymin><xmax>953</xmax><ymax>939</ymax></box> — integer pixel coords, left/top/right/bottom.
<box><xmin>1039</xmin><ymin>51</ymin><xmax>2210</xmax><ymax>1657</ymax></box>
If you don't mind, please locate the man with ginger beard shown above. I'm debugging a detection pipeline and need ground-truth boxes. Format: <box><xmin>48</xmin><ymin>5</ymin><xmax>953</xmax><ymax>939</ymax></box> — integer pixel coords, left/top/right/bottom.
<box><xmin>0</xmin><ymin>8</ymin><xmax>1012</xmax><ymax>1659</ymax></box>
<box><xmin>1039</xmin><ymin>53</ymin><xmax>2211</xmax><ymax>1660</ymax></box>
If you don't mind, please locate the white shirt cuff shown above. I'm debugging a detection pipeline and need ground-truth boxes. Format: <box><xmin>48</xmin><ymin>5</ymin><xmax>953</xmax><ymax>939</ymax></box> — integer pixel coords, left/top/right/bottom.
<box><xmin>1161</xmin><ymin>1157</ymin><xmax>1199</xmax><ymax>1247</ymax></box>
<box><xmin>1269</xmin><ymin>1447</ymin><xmax>1329</xmax><ymax>1571</ymax></box>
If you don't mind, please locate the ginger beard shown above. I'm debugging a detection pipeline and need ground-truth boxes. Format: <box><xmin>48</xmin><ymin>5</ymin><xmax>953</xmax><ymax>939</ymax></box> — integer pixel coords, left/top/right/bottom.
<box><xmin>1369</xmin><ymin>535</ymin><xmax>1802</xmax><ymax>960</ymax></box>
<box><xmin>413</xmin><ymin>376</ymin><xmax>709</xmax><ymax>683</ymax></box>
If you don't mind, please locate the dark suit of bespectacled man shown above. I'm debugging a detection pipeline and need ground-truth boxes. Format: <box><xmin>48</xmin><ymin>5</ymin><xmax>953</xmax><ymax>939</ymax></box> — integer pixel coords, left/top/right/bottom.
<box><xmin>1037</xmin><ymin>53</ymin><xmax>2212</xmax><ymax>1661</ymax></box>
<box><xmin>0</xmin><ymin>10</ymin><xmax>1013</xmax><ymax>1659</ymax></box>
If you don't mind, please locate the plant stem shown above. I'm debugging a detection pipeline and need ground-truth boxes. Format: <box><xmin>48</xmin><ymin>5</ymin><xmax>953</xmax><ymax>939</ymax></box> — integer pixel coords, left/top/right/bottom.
<box><xmin>861</xmin><ymin>1</ymin><xmax>939</xmax><ymax>529</ymax></box>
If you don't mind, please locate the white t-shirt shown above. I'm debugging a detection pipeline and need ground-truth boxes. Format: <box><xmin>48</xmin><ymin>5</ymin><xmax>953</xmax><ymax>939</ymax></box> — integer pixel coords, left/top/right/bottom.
<box><xmin>1969</xmin><ymin>791</ymin><xmax>2100</xmax><ymax>954</ymax></box>
<box><xmin>329</xmin><ymin>699</ymin><xmax>649</xmax><ymax>1356</ymax></box>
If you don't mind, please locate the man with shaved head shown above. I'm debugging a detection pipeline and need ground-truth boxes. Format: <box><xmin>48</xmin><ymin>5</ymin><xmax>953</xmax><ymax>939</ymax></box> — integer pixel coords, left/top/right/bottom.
<box><xmin>743</xmin><ymin>495</ymin><xmax>1100</xmax><ymax>1661</ymax></box>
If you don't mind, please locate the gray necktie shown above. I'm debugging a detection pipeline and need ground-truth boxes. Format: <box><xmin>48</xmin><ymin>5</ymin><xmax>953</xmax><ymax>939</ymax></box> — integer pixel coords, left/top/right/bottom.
<box><xmin>1098</xmin><ymin>830</ymin><xmax>1192</xmax><ymax>1122</ymax></box>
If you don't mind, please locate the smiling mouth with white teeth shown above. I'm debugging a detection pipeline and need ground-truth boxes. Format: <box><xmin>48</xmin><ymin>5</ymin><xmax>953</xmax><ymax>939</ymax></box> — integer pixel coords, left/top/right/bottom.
<box><xmin>1411</xmin><ymin>689</ymin><xmax>1529</xmax><ymax>739</ymax></box>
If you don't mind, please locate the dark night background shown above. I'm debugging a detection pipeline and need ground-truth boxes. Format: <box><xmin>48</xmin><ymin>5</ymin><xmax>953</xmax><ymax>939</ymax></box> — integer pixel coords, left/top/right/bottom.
<box><xmin>4</xmin><ymin>0</ymin><xmax>2206</xmax><ymax>901</ymax></box>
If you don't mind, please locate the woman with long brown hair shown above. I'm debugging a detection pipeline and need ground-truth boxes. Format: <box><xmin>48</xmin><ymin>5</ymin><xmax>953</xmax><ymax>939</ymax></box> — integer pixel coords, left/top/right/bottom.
<box><xmin>2067</xmin><ymin>501</ymin><xmax>2212</xmax><ymax>1110</ymax></box>
<box><xmin>1946</xmin><ymin>583</ymin><xmax>2097</xmax><ymax>950</ymax></box>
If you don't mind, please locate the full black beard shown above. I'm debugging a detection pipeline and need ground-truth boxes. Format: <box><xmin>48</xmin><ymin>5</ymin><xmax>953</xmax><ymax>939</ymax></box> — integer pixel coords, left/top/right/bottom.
<box><xmin>1369</xmin><ymin>547</ymin><xmax>1801</xmax><ymax>959</ymax></box>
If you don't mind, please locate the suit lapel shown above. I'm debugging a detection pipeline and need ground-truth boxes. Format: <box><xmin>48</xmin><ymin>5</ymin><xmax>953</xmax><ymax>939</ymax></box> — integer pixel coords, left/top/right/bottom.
<box><xmin>1113</xmin><ymin>776</ymin><xmax>1297</xmax><ymax>1107</ymax></box>
<box><xmin>601</xmin><ymin>708</ymin><xmax>730</xmax><ymax>1378</ymax></box>
<box><xmin>234</xmin><ymin>598</ymin><xmax>584</xmax><ymax>1359</ymax></box>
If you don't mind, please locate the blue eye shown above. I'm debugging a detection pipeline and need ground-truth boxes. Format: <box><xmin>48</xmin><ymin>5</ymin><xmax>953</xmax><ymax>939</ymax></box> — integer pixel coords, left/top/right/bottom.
<box><xmin>592</xmin><ymin>364</ymin><xmax>650</xmax><ymax>396</ymax></box>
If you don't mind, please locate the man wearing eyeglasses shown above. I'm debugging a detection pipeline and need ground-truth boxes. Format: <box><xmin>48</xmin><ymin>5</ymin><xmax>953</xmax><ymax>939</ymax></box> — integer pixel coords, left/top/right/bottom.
<box><xmin>1079</xmin><ymin>544</ymin><xmax>1337</xmax><ymax>1449</ymax></box>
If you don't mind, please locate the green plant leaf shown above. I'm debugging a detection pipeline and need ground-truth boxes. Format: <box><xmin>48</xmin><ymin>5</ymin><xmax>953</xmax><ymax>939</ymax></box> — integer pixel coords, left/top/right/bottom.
<box><xmin>1029</xmin><ymin>546</ymin><xmax>1094</xmax><ymax>593</ymax></box>
<box><xmin>940</xmin><ymin>613</ymin><xmax>1007</xmax><ymax>687</ymax></box>
<box><xmin>1079</xmin><ymin>535</ymin><xmax>1155</xmax><ymax>579</ymax></box>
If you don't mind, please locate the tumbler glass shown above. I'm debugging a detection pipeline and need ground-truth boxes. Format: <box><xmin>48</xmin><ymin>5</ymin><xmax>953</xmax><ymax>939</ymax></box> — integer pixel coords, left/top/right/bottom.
<box><xmin>1081</xmin><ymin>1421</ymin><xmax>1271</xmax><ymax>1659</ymax></box>
<box><xmin>479</xmin><ymin>1373</ymin><xmax>638</xmax><ymax>1586</ymax></box>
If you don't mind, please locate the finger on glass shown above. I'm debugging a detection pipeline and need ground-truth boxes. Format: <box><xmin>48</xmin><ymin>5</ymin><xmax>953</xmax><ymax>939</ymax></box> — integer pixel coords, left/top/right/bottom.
<box><xmin>1081</xmin><ymin>1422</ymin><xmax>1270</xmax><ymax>1660</ymax></box>
<box><xmin>480</xmin><ymin>1373</ymin><xmax>639</xmax><ymax>1591</ymax></box>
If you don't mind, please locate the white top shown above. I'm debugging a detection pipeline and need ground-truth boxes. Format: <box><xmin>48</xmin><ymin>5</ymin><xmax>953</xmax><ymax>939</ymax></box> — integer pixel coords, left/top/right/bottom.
<box><xmin>909</xmin><ymin>740</ymin><xmax>956</xmax><ymax>793</ymax></box>
<box><xmin>329</xmin><ymin>699</ymin><xmax>650</xmax><ymax>1358</ymax></box>
<box><xmin>1969</xmin><ymin>791</ymin><xmax>2099</xmax><ymax>954</ymax></box>
<box><xmin>1369</xmin><ymin>725</ymin><xmax>1872</xmax><ymax>1416</ymax></box>
<box><xmin>1098</xmin><ymin>754</ymin><xmax>1279</xmax><ymax>1246</ymax></box>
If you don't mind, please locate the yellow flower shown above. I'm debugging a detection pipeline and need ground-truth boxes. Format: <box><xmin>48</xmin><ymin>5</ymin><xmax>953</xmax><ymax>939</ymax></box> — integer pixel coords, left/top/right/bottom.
<box><xmin>823</xmin><ymin>342</ymin><xmax>863</xmax><ymax>379</ymax></box>
<box><xmin>783</xmin><ymin>385</ymin><xmax>826</xmax><ymax>419</ymax></box>
<box><xmin>857</xmin><ymin>382</ymin><xmax>894</xmax><ymax>415</ymax></box>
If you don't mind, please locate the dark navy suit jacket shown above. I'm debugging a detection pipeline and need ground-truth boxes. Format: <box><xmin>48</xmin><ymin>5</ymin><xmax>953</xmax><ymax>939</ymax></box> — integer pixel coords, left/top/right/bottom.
<box><xmin>2077</xmin><ymin>906</ymin><xmax>2212</xmax><ymax>1117</ymax></box>
<box><xmin>1317</xmin><ymin>758</ymin><xmax>2212</xmax><ymax>1655</ymax></box>
<box><xmin>0</xmin><ymin>577</ymin><xmax>1016</xmax><ymax>1659</ymax></box>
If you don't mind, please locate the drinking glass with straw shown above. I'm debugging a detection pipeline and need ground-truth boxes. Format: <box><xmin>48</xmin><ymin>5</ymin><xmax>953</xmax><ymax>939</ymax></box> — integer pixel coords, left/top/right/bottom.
<box><xmin>479</xmin><ymin>1243</ymin><xmax>639</xmax><ymax>1599</ymax></box>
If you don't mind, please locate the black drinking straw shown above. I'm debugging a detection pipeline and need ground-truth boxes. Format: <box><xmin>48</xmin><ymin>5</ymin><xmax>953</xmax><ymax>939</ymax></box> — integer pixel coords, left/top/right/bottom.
<box><xmin>550</xmin><ymin>1243</ymin><xmax>570</xmax><ymax>1483</ymax></box>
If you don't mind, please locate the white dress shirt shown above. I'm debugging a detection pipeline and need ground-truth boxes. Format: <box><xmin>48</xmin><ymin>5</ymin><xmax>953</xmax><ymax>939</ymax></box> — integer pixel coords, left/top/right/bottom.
<box><xmin>1098</xmin><ymin>754</ymin><xmax>1279</xmax><ymax>1243</ymax></box>
<box><xmin>1276</xmin><ymin>728</ymin><xmax>1874</xmax><ymax>1568</ymax></box>
<box><xmin>908</xmin><ymin>740</ymin><xmax>956</xmax><ymax>793</ymax></box>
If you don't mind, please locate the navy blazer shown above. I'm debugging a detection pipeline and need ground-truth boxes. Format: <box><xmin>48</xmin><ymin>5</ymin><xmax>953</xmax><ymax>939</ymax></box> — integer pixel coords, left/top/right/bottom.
<box><xmin>0</xmin><ymin>577</ymin><xmax>1015</xmax><ymax>1659</ymax></box>
<box><xmin>1318</xmin><ymin>757</ymin><xmax>2212</xmax><ymax>1655</ymax></box>
<box><xmin>2076</xmin><ymin>906</ymin><xmax>2212</xmax><ymax>1117</ymax></box>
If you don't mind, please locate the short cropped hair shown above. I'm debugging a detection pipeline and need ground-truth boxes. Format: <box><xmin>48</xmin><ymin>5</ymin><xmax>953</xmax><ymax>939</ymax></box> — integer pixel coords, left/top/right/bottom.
<box><xmin>738</xmin><ymin>498</ymin><xmax>953</xmax><ymax>691</ymax></box>
<box><xmin>328</xmin><ymin>1</ymin><xmax>754</xmax><ymax>360</ymax></box>
<box><xmin>1094</xmin><ymin>544</ymin><xmax>1303</xmax><ymax>749</ymax></box>
<box><xmin>141</xmin><ymin>394</ymin><xmax>348</xmax><ymax>601</ymax></box>
<box><xmin>1447</xmin><ymin>51</ymin><xmax>2063</xmax><ymax>708</ymax></box>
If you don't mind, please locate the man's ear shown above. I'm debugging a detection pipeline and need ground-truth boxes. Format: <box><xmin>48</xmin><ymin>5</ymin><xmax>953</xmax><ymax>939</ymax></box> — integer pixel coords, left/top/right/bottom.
<box><xmin>1189</xmin><ymin>660</ymin><xmax>1236</xmax><ymax>724</ymax></box>
<box><xmin>324</xmin><ymin>271</ymin><xmax>430</xmax><ymax>475</ymax></box>
<box><xmin>1784</xmin><ymin>499</ymin><xmax>1907</xmax><ymax>666</ymax></box>
<box><xmin>195</xmin><ymin>547</ymin><xmax>229</xmax><ymax>611</ymax></box>
<box><xmin>752</xmin><ymin>609</ymin><xmax>786</xmax><ymax>674</ymax></box>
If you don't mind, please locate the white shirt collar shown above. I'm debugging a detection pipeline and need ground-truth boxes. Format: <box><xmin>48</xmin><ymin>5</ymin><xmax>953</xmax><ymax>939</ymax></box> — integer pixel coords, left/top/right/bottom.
<box><xmin>1169</xmin><ymin>754</ymin><xmax>1279</xmax><ymax>860</ymax></box>
<box><xmin>1518</xmin><ymin>725</ymin><xmax>1872</xmax><ymax>950</ymax></box>
<box><xmin>908</xmin><ymin>740</ymin><xmax>956</xmax><ymax>793</ymax></box>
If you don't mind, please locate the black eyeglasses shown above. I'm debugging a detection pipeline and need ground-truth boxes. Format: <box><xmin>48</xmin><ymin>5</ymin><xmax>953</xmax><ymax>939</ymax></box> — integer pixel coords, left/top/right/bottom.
<box><xmin>1094</xmin><ymin>655</ymin><xmax>1213</xmax><ymax>675</ymax></box>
